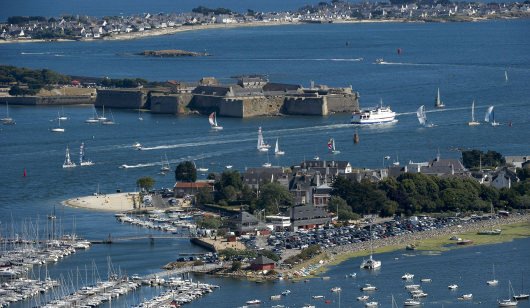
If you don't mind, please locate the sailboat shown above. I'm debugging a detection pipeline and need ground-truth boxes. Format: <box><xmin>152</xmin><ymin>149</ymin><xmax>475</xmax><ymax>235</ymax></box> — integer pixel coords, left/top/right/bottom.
<box><xmin>160</xmin><ymin>153</ymin><xmax>171</xmax><ymax>171</ymax></box>
<box><xmin>102</xmin><ymin>109</ymin><xmax>116</xmax><ymax>125</ymax></box>
<box><xmin>262</xmin><ymin>151</ymin><xmax>272</xmax><ymax>168</ymax></box>
<box><xmin>360</xmin><ymin>224</ymin><xmax>381</xmax><ymax>269</ymax></box>
<box><xmin>1</xmin><ymin>102</ymin><xmax>15</xmax><ymax>124</ymax></box>
<box><xmin>51</xmin><ymin>113</ymin><xmax>65</xmax><ymax>132</ymax></box>
<box><xmin>417</xmin><ymin>105</ymin><xmax>433</xmax><ymax>127</ymax></box>
<box><xmin>58</xmin><ymin>106</ymin><xmax>68</xmax><ymax>121</ymax></box>
<box><xmin>85</xmin><ymin>107</ymin><xmax>99</xmax><ymax>123</ymax></box>
<box><xmin>514</xmin><ymin>273</ymin><xmax>529</xmax><ymax>300</ymax></box>
<box><xmin>434</xmin><ymin>88</ymin><xmax>445</xmax><ymax>108</ymax></box>
<box><xmin>79</xmin><ymin>142</ymin><xmax>94</xmax><ymax>166</ymax></box>
<box><xmin>478</xmin><ymin>203</ymin><xmax>501</xmax><ymax>235</ymax></box>
<box><xmin>197</xmin><ymin>156</ymin><xmax>209</xmax><ymax>173</ymax></box>
<box><xmin>62</xmin><ymin>146</ymin><xmax>77</xmax><ymax>168</ymax></box>
<box><xmin>485</xmin><ymin>106</ymin><xmax>501</xmax><ymax>126</ymax></box>
<box><xmin>209</xmin><ymin>112</ymin><xmax>223</xmax><ymax>130</ymax></box>
<box><xmin>498</xmin><ymin>280</ymin><xmax>518</xmax><ymax>306</ymax></box>
<box><xmin>487</xmin><ymin>264</ymin><xmax>499</xmax><ymax>286</ymax></box>
<box><xmin>274</xmin><ymin>138</ymin><xmax>285</xmax><ymax>155</ymax></box>
<box><xmin>328</xmin><ymin>138</ymin><xmax>340</xmax><ymax>154</ymax></box>
<box><xmin>469</xmin><ymin>101</ymin><xmax>480</xmax><ymax>126</ymax></box>
<box><xmin>257</xmin><ymin>126</ymin><xmax>270</xmax><ymax>152</ymax></box>
<box><xmin>97</xmin><ymin>105</ymin><xmax>107</xmax><ymax>121</ymax></box>
<box><xmin>505</xmin><ymin>71</ymin><xmax>509</xmax><ymax>83</ymax></box>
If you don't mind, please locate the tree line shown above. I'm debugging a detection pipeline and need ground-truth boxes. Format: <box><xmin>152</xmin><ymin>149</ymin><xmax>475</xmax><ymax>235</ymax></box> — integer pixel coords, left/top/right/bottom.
<box><xmin>330</xmin><ymin>170</ymin><xmax>530</xmax><ymax>220</ymax></box>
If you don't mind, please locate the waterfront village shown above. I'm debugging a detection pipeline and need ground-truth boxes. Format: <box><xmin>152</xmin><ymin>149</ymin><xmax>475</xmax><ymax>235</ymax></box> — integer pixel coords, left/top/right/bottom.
<box><xmin>1</xmin><ymin>0</ymin><xmax>530</xmax><ymax>42</ymax></box>
<box><xmin>2</xmin><ymin>150</ymin><xmax>530</xmax><ymax>306</ymax></box>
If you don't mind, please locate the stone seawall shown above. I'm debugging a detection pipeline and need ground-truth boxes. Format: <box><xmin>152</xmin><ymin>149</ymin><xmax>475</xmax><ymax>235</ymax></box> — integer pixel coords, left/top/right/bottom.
<box><xmin>326</xmin><ymin>94</ymin><xmax>359</xmax><ymax>113</ymax></box>
<box><xmin>150</xmin><ymin>93</ymin><xmax>193</xmax><ymax>114</ymax></box>
<box><xmin>4</xmin><ymin>95</ymin><xmax>95</xmax><ymax>105</ymax></box>
<box><xmin>95</xmin><ymin>89</ymin><xmax>147</xmax><ymax>109</ymax></box>
<box><xmin>284</xmin><ymin>97</ymin><xmax>327</xmax><ymax>115</ymax></box>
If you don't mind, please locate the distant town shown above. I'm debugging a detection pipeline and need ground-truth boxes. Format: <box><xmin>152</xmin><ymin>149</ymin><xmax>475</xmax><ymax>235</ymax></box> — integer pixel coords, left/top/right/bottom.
<box><xmin>1</xmin><ymin>0</ymin><xmax>529</xmax><ymax>42</ymax></box>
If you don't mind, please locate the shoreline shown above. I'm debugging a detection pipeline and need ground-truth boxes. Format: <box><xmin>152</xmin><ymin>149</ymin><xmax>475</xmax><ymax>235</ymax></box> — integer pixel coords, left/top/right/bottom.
<box><xmin>0</xmin><ymin>15</ymin><xmax>522</xmax><ymax>45</ymax></box>
<box><xmin>213</xmin><ymin>215</ymin><xmax>530</xmax><ymax>281</ymax></box>
<box><xmin>63</xmin><ymin>192</ymin><xmax>138</xmax><ymax>212</ymax></box>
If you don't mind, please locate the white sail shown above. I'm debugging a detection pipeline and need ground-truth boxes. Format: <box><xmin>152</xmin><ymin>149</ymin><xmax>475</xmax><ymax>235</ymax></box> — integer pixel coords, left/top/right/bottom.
<box><xmin>62</xmin><ymin>146</ymin><xmax>77</xmax><ymax>168</ymax></box>
<box><xmin>485</xmin><ymin>106</ymin><xmax>494</xmax><ymax>122</ymax></box>
<box><xmin>471</xmin><ymin>101</ymin><xmax>475</xmax><ymax>122</ymax></box>
<box><xmin>417</xmin><ymin>105</ymin><xmax>426</xmax><ymax>126</ymax></box>
<box><xmin>257</xmin><ymin>127</ymin><xmax>269</xmax><ymax>151</ymax></box>
<box><xmin>274</xmin><ymin>138</ymin><xmax>285</xmax><ymax>155</ymax></box>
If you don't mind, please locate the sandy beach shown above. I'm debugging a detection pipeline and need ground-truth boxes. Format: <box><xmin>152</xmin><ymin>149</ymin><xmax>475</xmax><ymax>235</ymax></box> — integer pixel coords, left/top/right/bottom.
<box><xmin>63</xmin><ymin>192</ymin><xmax>138</xmax><ymax>212</ymax></box>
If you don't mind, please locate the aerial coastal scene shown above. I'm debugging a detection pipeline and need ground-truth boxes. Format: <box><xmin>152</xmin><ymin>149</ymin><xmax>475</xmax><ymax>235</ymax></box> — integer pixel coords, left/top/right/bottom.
<box><xmin>1</xmin><ymin>0</ymin><xmax>530</xmax><ymax>307</ymax></box>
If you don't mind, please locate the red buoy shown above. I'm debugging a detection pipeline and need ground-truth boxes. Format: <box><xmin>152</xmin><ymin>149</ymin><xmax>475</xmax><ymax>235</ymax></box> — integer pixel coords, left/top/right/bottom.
<box><xmin>346</xmin><ymin>41</ymin><xmax>350</xmax><ymax>46</ymax></box>
<box><xmin>353</xmin><ymin>132</ymin><xmax>359</xmax><ymax>144</ymax></box>
<box><xmin>23</xmin><ymin>168</ymin><xmax>27</xmax><ymax>177</ymax></box>
<box><xmin>509</xmin><ymin>122</ymin><xmax>512</xmax><ymax>127</ymax></box>
<box><xmin>398</xmin><ymin>48</ymin><xmax>401</xmax><ymax>54</ymax></box>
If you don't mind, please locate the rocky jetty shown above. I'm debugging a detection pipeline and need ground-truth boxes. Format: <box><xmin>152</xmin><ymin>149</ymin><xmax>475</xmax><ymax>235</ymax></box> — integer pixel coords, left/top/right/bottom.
<box><xmin>133</xmin><ymin>49</ymin><xmax>212</xmax><ymax>57</ymax></box>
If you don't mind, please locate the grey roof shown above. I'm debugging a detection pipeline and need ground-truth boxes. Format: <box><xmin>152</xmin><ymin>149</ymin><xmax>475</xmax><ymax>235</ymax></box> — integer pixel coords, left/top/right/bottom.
<box><xmin>388</xmin><ymin>166</ymin><xmax>406</xmax><ymax>178</ymax></box>
<box><xmin>226</xmin><ymin>211</ymin><xmax>259</xmax><ymax>224</ymax></box>
<box><xmin>288</xmin><ymin>206</ymin><xmax>330</xmax><ymax>220</ymax></box>
<box><xmin>428</xmin><ymin>158</ymin><xmax>466</xmax><ymax>173</ymax></box>
<box><xmin>252</xmin><ymin>255</ymin><xmax>275</xmax><ymax>265</ymax></box>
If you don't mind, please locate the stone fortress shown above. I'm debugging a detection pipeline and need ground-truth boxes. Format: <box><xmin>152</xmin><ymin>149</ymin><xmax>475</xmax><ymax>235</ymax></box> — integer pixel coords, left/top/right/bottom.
<box><xmin>95</xmin><ymin>76</ymin><xmax>360</xmax><ymax>117</ymax></box>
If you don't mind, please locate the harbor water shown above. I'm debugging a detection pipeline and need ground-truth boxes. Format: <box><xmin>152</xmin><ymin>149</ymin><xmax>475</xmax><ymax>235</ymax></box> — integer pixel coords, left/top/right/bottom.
<box><xmin>1</xmin><ymin>16</ymin><xmax>529</xmax><ymax>308</ymax></box>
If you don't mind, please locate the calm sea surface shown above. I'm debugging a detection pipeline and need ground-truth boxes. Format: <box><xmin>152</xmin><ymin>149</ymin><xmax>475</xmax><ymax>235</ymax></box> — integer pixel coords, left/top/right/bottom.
<box><xmin>1</xmin><ymin>19</ymin><xmax>529</xmax><ymax>307</ymax></box>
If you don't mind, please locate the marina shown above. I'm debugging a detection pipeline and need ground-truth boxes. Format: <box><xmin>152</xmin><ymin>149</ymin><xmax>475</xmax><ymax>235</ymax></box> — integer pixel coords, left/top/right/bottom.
<box><xmin>0</xmin><ymin>13</ymin><xmax>529</xmax><ymax>308</ymax></box>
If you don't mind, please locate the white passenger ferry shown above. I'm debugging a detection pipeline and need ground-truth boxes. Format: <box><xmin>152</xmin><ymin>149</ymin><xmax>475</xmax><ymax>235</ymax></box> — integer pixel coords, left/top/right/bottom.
<box><xmin>351</xmin><ymin>100</ymin><xmax>396</xmax><ymax>124</ymax></box>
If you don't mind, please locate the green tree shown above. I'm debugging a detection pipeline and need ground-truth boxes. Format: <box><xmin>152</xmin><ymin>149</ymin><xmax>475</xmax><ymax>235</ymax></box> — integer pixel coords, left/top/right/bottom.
<box><xmin>259</xmin><ymin>250</ymin><xmax>280</xmax><ymax>262</ymax></box>
<box><xmin>216</xmin><ymin>170</ymin><xmax>242</xmax><ymax>191</ymax></box>
<box><xmin>136</xmin><ymin>177</ymin><xmax>155</xmax><ymax>191</ymax></box>
<box><xmin>196</xmin><ymin>187</ymin><xmax>214</xmax><ymax>205</ymax></box>
<box><xmin>196</xmin><ymin>216</ymin><xmax>221</xmax><ymax>229</ymax></box>
<box><xmin>221</xmin><ymin>185</ymin><xmax>237</xmax><ymax>201</ymax></box>
<box><xmin>175</xmin><ymin>161</ymin><xmax>197</xmax><ymax>182</ymax></box>
<box><xmin>257</xmin><ymin>182</ymin><xmax>292</xmax><ymax>213</ymax></box>
<box><xmin>231</xmin><ymin>261</ymin><xmax>242</xmax><ymax>271</ymax></box>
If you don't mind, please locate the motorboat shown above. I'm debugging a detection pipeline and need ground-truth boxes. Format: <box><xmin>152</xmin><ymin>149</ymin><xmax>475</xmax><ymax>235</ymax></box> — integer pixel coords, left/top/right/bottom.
<box><xmin>461</xmin><ymin>294</ymin><xmax>473</xmax><ymax>299</ymax></box>
<box><xmin>448</xmin><ymin>284</ymin><xmax>458</xmax><ymax>290</ymax></box>
<box><xmin>365</xmin><ymin>301</ymin><xmax>378</xmax><ymax>307</ymax></box>
<box><xmin>361</xmin><ymin>284</ymin><xmax>377</xmax><ymax>291</ymax></box>
<box><xmin>351</xmin><ymin>99</ymin><xmax>396</xmax><ymax>125</ymax></box>
<box><xmin>374</xmin><ymin>58</ymin><xmax>384</xmax><ymax>64</ymax></box>
<box><xmin>404</xmin><ymin>299</ymin><xmax>421</xmax><ymax>306</ymax></box>
<box><xmin>357</xmin><ymin>295</ymin><xmax>369</xmax><ymax>301</ymax></box>
<box><xmin>402</xmin><ymin>273</ymin><xmax>414</xmax><ymax>280</ymax></box>
<box><xmin>330</xmin><ymin>287</ymin><xmax>341</xmax><ymax>292</ymax></box>
<box><xmin>246</xmin><ymin>299</ymin><xmax>261</xmax><ymax>305</ymax></box>
<box><xmin>312</xmin><ymin>295</ymin><xmax>325</xmax><ymax>299</ymax></box>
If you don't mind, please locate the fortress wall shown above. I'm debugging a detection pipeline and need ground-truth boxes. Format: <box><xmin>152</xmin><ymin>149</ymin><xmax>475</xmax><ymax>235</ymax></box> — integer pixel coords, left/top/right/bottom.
<box><xmin>150</xmin><ymin>93</ymin><xmax>193</xmax><ymax>114</ymax></box>
<box><xmin>5</xmin><ymin>95</ymin><xmax>95</xmax><ymax>105</ymax></box>
<box><xmin>95</xmin><ymin>89</ymin><xmax>147</xmax><ymax>109</ymax></box>
<box><xmin>241</xmin><ymin>96</ymin><xmax>284</xmax><ymax>117</ymax></box>
<box><xmin>283</xmin><ymin>97</ymin><xmax>327</xmax><ymax>115</ymax></box>
<box><xmin>326</xmin><ymin>93</ymin><xmax>359</xmax><ymax>113</ymax></box>
<box><xmin>190</xmin><ymin>95</ymin><xmax>222</xmax><ymax>113</ymax></box>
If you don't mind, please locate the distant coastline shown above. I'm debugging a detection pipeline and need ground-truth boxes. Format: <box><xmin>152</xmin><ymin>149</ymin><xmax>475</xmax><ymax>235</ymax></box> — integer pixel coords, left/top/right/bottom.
<box><xmin>1</xmin><ymin>15</ymin><xmax>527</xmax><ymax>45</ymax></box>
